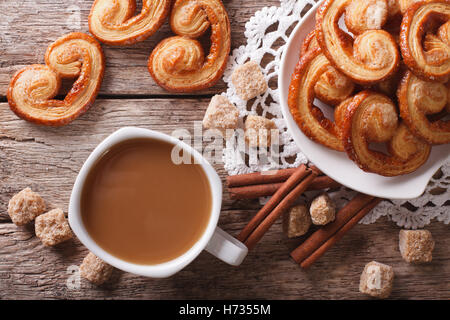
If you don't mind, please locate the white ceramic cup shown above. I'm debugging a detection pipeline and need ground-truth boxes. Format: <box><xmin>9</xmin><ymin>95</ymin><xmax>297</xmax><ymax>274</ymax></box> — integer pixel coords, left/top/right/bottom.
<box><xmin>68</xmin><ymin>127</ymin><xmax>248</xmax><ymax>278</ymax></box>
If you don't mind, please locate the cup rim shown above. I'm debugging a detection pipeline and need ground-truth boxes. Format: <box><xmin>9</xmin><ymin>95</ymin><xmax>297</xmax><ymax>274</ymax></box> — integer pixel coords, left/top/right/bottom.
<box><xmin>68</xmin><ymin>127</ymin><xmax>222</xmax><ymax>278</ymax></box>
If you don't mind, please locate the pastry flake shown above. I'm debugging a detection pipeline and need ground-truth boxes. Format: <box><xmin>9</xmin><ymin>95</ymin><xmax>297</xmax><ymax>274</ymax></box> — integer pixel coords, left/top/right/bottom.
<box><xmin>398</xmin><ymin>71</ymin><xmax>450</xmax><ymax>144</ymax></box>
<box><xmin>7</xmin><ymin>33</ymin><xmax>105</xmax><ymax>126</ymax></box>
<box><xmin>288</xmin><ymin>48</ymin><xmax>354</xmax><ymax>151</ymax></box>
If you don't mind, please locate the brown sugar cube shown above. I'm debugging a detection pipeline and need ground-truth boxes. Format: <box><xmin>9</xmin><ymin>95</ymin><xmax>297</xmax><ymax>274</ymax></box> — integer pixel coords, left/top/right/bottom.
<box><xmin>202</xmin><ymin>95</ymin><xmax>239</xmax><ymax>135</ymax></box>
<box><xmin>8</xmin><ymin>187</ymin><xmax>46</xmax><ymax>226</ymax></box>
<box><xmin>80</xmin><ymin>252</ymin><xmax>114</xmax><ymax>285</ymax></box>
<box><xmin>399</xmin><ymin>229</ymin><xmax>434</xmax><ymax>264</ymax></box>
<box><xmin>35</xmin><ymin>208</ymin><xmax>73</xmax><ymax>246</ymax></box>
<box><xmin>231</xmin><ymin>61</ymin><xmax>268</xmax><ymax>100</ymax></box>
<box><xmin>283</xmin><ymin>205</ymin><xmax>311</xmax><ymax>238</ymax></box>
<box><xmin>309</xmin><ymin>193</ymin><xmax>336</xmax><ymax>225</ymax></box>
<box><xmin>244</xmin><ymin>115</ymin><xmax>278</xmax><ymax>148</ymax></box>
<box><xmin>359</xmin><ymin>261</ymin><xmax>394</xmax><ymax>299</ymax></box>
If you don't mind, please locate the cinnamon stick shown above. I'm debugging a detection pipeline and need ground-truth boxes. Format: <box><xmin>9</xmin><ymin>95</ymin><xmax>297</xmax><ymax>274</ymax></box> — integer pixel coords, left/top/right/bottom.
<box><xmin>229</xmin><ymin>182</ymin><xmax>284</xmax><ymax>199</ymax></box>
<box><xmin>300</xmin><ymin>197</ymin><xmax>382</xmax><ymax>269</ymax></box>
<box><xmin>308</xmin><ymin>175</ymin><xmax>340</xmax><ymax>191</ymax></box>
<box><xmin>290</xmin><ymin>193</ymin><xmax>375</xmax><ymax>264</ymax></box>
<box><xmin>226</xmin><ymin>167</ymin><xmax>299</xmax><ymax>188</ymax></box>
<box><xmin>229</xmin><ymin>176</ymin><xmax>340</xmax><ymax>200</ymax></box>
<box><xmin>244</xmin><ymin>171</ymin><xmax>318</xmax><ymax>250</ymax></box>
<box><xmin>237</xmin><ymin>165</ymin><xmax>310</xmax><ymax>243</ymax></box>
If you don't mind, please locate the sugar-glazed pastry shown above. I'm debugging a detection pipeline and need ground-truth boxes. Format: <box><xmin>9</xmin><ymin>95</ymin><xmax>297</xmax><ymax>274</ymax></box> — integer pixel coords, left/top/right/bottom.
<box><xmin>148</xmin><ymin>0</ymin><xmax>230</xmax><ymax>92</ymax></box>
<box><xmin>344</xmin><ymin>0</ymin><xmax>389</xmax><ymax>35</ymax></box>
<box><xmin>316</xmin><ymin>0</ymin><xmax>400</xmax><ymax>84</ymax></box>
<box><xmin>399</xmin><ymin>0</ymin><xmax>422</xmax><ymax>14</ymax></box>
<box><xmin>89</xmin><ymin>0</ymin><xmax>171</xmax><ymax>45</ymax></box>
<box><xmin>400</xmin><ymin>0</ymin><xmax>450</xmax><ymax>82</ymax></box>
<box><xmin>7</xmin><ymin>33</ymin><xmax>105</xmax><ymax>126</ymax></box>
<box><xmin>314</xmin><ymin>64</ymin><xmax>355</xmax><ymax>106</ymax></box>
<box><xmin>288</xmin><ymin>48</ymin><xmax>354</xmax><ymax>151</ymax></box>
<box><xmin>340</xmin><ymin>91</ymin><xmax>431</xmax><ymax>176</ymax></box>
<box><xmin>300</xmin><ymin>30</ymin><xmax>320</xmax><ymax>57</ymax></box>
<box><xmin>398</xmin><ymin>71</ymin><xmax>450</xmax><ymax>144</ymax></box>
<box><xmin>299</xmin><ymin>32</ymin><xmax>354</xmax><ymax>106</ymax></box>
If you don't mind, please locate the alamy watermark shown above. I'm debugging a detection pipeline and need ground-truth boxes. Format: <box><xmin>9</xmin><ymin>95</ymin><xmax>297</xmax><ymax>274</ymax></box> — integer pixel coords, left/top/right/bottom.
<box><xmin>170</xmin><ymin>121</ymin><xmax>280</xmax><ymax>173</ymax></box>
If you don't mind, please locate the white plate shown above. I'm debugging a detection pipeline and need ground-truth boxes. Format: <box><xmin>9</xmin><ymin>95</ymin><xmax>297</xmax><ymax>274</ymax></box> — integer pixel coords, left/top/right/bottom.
<box><xmin>278</xmin><ymin>1</ymin><xmax>449</xmax><ymax>200</ymax></box>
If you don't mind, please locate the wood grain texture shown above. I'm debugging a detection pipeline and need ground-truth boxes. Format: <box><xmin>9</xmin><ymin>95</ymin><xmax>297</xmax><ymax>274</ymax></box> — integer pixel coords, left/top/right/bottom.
<box><xmin>1</xmin><ymin>0</ymin><xmax>449</xmax><ymax>300</ymax></box>
<box><xmin>0</xmin><ymin>0</ymin><xmax>279</xmax><ymax>96</ymax></box>
<box><xmin>1</xmin><ymin>219</ymin><xmax>449</xmax><ymax>299</ymax></box>
<box><xmin>1</xmin><ymin>99</ymin><xmax>449</xmax><ymax>299</ymax></box>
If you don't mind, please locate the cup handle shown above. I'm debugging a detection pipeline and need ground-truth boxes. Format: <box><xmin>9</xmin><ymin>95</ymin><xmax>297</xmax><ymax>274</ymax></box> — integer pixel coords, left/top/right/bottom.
<box><xmin>205</xmin><ymin>227</ymin><xmax>248</xmax><ymax>266</ymax></box>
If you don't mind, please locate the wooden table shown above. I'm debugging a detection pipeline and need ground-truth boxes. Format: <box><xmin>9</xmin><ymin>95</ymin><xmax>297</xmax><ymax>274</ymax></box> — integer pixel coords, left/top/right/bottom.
<box><xmin>1</xmin><ymin>0</ymin><xmax>448</xmax><ymax>300</ymax></box>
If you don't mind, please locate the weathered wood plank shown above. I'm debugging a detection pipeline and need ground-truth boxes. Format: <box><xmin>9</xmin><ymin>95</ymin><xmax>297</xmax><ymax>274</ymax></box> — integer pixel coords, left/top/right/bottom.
<box><xmin>0</xmin><ymin>0</ymin><xmax>280</xmax><ymax>96</ymax></box>
<box><xmin>1</xmin><ymin>99</ymin><xmax>449</xmax><ymax>299</ymax></box>
<box><xmin>1</xmin><ymin>219</ymin><xmax>449</xmax><ymax>299</ymax></box>
<box><xmin>1</xmin><ymin>0</ymin><xmax>447</xmax><ymax>302</ymax></box>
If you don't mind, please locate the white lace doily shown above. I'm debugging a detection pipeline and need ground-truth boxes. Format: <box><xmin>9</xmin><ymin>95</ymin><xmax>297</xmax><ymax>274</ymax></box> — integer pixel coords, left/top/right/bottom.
<box><xmin>221</xmin><ymin>0</ymin><xmax>449</xmax><ymax>229</ymax></box>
